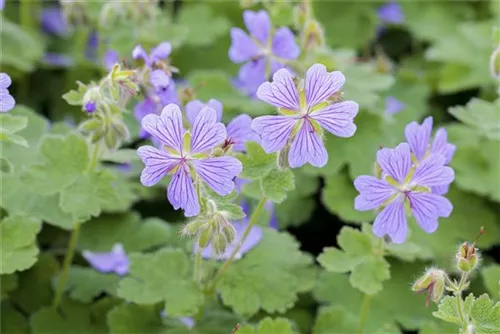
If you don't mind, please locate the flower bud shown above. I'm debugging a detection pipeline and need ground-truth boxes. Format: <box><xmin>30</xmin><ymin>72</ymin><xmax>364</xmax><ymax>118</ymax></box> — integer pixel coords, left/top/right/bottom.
<box><xmin>277</xmin><ymin>145</ymin><xmax>290</xmax><ymax>170</ymax></box>
<box><xmin>182</xmin><ymin>219</ymin><xmax>206</xmax><ymax>237</ymax></box>
<box><xmin>197</xmin><ymin>228</ymin><xmax>213</xmax><ymax>249</ymax></box>
<box><xmin>456</xmin><ymin>242</ymin><xmax>479</xmax><ymax>273</ymax></box>
<box><xmin>302</xmin><ymin>20</ymin><xmax>325</xmax><ymax>51</ymax></box>
<box><xmin>83</xmin><ymin>86</ymin><xmax>101</xmax><ymax>105</ymax></box>
<box><xmin>293</xmin><ymin>2</ymin><xmax>310</xmax><ymax>29</ymax></box>
<box><xmin>412</xmin><ymin>268</ymin><xmax>446</xmax><ymax>306</ymax></box>
<box><xmin>104</xmin><ymin>128</ymin><xmax>119</xmax><ymax>151</ymax></box>
<box><xmin>84</xmin><ymin>101</ymin><xmax>97</xmax><ymax>113</ymax></box>
<box><xmin>212</xmin><ymin>233</ymin><xmax>227</xmax><ymax>256</ymax></box>
<box><xmin>221</xmin><ymin>222</ymin><xmax>237</xmax><ymax>245</ymax></box>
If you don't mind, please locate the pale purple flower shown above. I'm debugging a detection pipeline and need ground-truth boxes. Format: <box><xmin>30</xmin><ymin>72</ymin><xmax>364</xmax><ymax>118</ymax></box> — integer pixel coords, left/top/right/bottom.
<box><xmin>85</xmin><ymin>31</ymin><xmax>99</xmax><ymax>61</ymax></box>
<box><xmin>160</xmin><ymin>311</ymin><xmax>195</xmax><ymax>329</ymax></box>
<box><xmin>43</xmin><ymin>53</ymin><xmax>74</xmax><ymax>67</ymax></box>
<box><xmin>40</xmin><ymin>7</ymin><xmax>69</xmax><ymax>36</ymax></box>
<box><xmin>229</xmin><ymin>10</ymin><xmax>300</xmax><ymax>95</ymax></box>
<box><xmin>385</xmin><ymin>96</ymin><xmax>405</xmax><ymax>116</ymax></box>
<box><xmin>354</xmin><ymin>143</ymin><xmax>454</xmax><ymax>244</ymax></box>
<box><xmin>0</xmin><ymin>0</ymin><xmax>5</xmax><ymax>10</ymax></box>
<box><xmin>103</xmin><ymin>49</ymin><xmax>119</xmax><ymax>71</ymax></box>
<box><xmin>185</xmin><ymin>99</ymin><xmax>259</xmax><ymax>152</ymax></box>
<box><xmin>405</xmin><ymin>117</ymin><xmax>456</xmax><ymax>195</ymax></box>
<box><xmin>84</xmin><ymin>101</ymin><xmax>96</xmax><ymax>113</ymax></box>
<box><xmin>266</xmin><ymin>200</ymin><xmax>278</xmax><ymax>229</ymax></box>
<box><xmin>378</xmin><ymin>2</ymin><xmax>404</xmax><ymax>24</ymax></box>
<box><xmin>0</xmin><ymin>73</ymin><xmax>15</xmax><ymax>112</ymax></box>
<box><xmin>150</xmin><ymin>70</ymin><xmax>170</xmax><ymax>92</ymax></box>
<box><xmin>132</xmin><ymin>42</ymin><xmax>172</xmax><ymax>67</ymax></box>
<box><xmin>137</xmin><ymin>104</ymin><xmax>242</xmax><ymax>217</ymax></box>
<box><xmin>194</xmin><ymin>201</ymin><xmax>262</xmax><ymax>260</ymax></box>
<box><xmin>252</xmin><ymin>64</ymin><xmax>359</xmax><ymax>168</ymax></box>
<box><xmin>82</xmin><ymin>243</ymin><xmax>129</xmax><ymax>276</ymax></box>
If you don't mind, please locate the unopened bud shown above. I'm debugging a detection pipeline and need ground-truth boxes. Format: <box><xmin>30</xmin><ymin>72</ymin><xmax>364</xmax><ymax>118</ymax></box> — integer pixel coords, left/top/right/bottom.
<box><xmin>412</xmin><ymin>268</ymin><xmax>446</xmax><ymax>306</ymax></box>
<box><xmin>104</xmin><ymin>128</ymin><xmax>119</xmax><ymax>151</ymax></box>
<box><xmin>293</xmin><ymin>2</ymin><xmax>310</xmax><ymax>29</ymax></box>
<box><xmin>456</xmin><ymin>242</ymin><xmax>479</xmax><ymax>273</ymax></box>
<box><xmin>221</xmin><ymin>223</ymin><xmax>237</xmax><ymax>245</ymax></box>
<box><xmin>83</xmin><ymin>86</ymin><xmax>101</xmax><ymax>105</ymax></box>
<box><xmin>212</xmin><ymin>233</ymin><xmax>227</xmax><ymax>256</ymax></box>
<box><xmin>113</xmin><ymin>121</ymin><xmax>130</xmax><ymax>141</ymax></box>
<box><xmin>277</xmin><ymin>145</ymin><xmax>290</xmax><ymax>170</ymax></box>
<box><xmin>79</xmin><ymin>119</ymin><xmax>102</xmax><ymax>134</ymax></box>
<box><xmin>197</xmin><ymin>228</ymin><xmax>213</xmax><ymax>249</ymax></box>
<box><xmin>182</xmin><ymin>219</ymin><xmax>206</xmax><ymax>236</ymax></box>
<box><xmin>84</xmin><ymin>101</ymin><xmax>97</xmax><ymax>113</ymax></box>
<box><xmin>302</xmin><ymin>20</ymin><xmax>325</xmax><ymax>50</ymax></box>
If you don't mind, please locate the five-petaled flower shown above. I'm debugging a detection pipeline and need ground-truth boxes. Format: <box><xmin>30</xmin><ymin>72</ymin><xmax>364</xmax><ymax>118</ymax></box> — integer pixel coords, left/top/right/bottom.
<box><xmin>0</xmin><ymin>73</ymin><xmax>15</xmax><ymax>112</ymax></box>
<box><xmin>82</xmin><ymin>243</ymin><xmax>129</xmax><ymax>276</ymax></box>
<box><xmin>405</xmin><ymin>116</ymin><xmax>456</xmax><ymax>195</ymax></box>
<box><xmin>251</xmin><ymin>63</ymin><xmax>359</xmax><ymax>168</ymax></box>
<box><xmin>185</xmin><ymin>98</ymin><xmax>260</xmax><ymax>152</ymax></box>
<box><xmin>229</xmin><ymin>10</ymin><xmax>300</xmax><ymax>96</ymax></box>
<box><xmin>354</xmin><ymin>143</ymin><xmax>454</xmax><ymax>244</ymax></box>
<box><xmin>132</xmin><ymin>42</ymin><xmax>172</xmax><ymax>68</ymax></box>
<box><xmin>137</xmin><ymin>104</ymin><xmax>242</xmax><ymax>217</ymax></box>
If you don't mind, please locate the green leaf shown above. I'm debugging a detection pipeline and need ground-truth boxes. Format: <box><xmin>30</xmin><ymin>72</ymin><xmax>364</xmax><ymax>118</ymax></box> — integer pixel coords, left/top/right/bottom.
<box><xmin>469</xmin><ymin>294</ymin><xmax>500</xmax><ymax>334</ymax></box>
<box><xmin>78</xmin><ymin>213</ymin><xmax>173</xmax><ymax>253</ymax></box>
<box><xmin>62</xmin><ymin>88</ymin><xmax>85</xmax><ymax>106</ymax></box>
<box><xmin>481</xmin><ymin>265</ymin><xmax>500</xmax><ymax>300</ymax></box>
<box><xmin>101</xmin><ymin>149</ymin><xmax>140</xmax><ymax>163</ymax></box>
<box><xmin>312</xmin><ymin>306</ymin><xmax>358</xmax><ymax>334</ymax></box>
<box><xmin>22</xmin><ymin>133</ymin><xmax>89</xmax><ymax>196</ymax></box>
<box><xmin>1</xmin><ymin>302</ymin><xmax>29</xmax><ymax>334</ymax></box>
<box><xmin>1</xmin><ymin>133</ymin><xmax>29</xmax><ymax>147</ymax></box>
<box><xmin>218</xmin><ymin>229</ymin><xmax>315</xmax><ymax>316</ymax></box>
<box><xmin>57</xmin><ymin>266</ymin><xmax>121</xmax><ymax>303</ymax></box>
<box><xmin>107</xmin><ymin>304</ymin><xmax>171</xmax><ymax>334</ymax></box>
<box><xmin>275</xmin><ymin>191</ymin><xmax>316</xmax><ymax>228</ymax></box>
<box><xmin>117</xmin><ymin>248</ymin><xmax>204</xmax><ymax>317</ymax></box>
<box><xmin>30</xmin><ymin>300</ymin><xmax>107</xmax><ymax>334</ymax></box>
<box><xmin>261</xmin><ymin>169</ymin><xmax>295</xmax><ymax>203</ymax></box>
<box><xmin>0</xmin><ymin>17</ymin><xmax>44</xmax><ymax>72</ymax></box>
<box><xmin>318</xmin><ymin>226</ymin><xmax>390</xmax><ymax>295</ymax></box>
<box><xmin>239</xmin><ymin>317</ymin><xmax>296</xmax><ymax>334</ymax></box>
<box><xmin>0</xmin><ymin>114</ymin><xmax>28</xmax><ymax>134</ymax></box>
<box><xmin>59</xmin><ymin>170</ymin><xmax>120</xmax><ymax>221</ymax></box>
<box><xmin>1</xmin><ymin>274</ymin><xmax>18</xmax><ymax>300</ymax></box>
<box><xmin>238</xmin><ymin>142</ymin><xmax>277</xmax><ymax>180</ymax></box>
<box><xmin>0</xmin><ymin>215</ymin><xmax>42</xmax><ymax>275</ymax></box>
<box><xmin>425</xmin><ymin>21</ymin><xmax>493</xmax><ymax>93</ymax></box>
<box><xmin>449</xmin><ymin>99</ymin><xmax>500</xmax><ymax>141</ymax></box>
<box><xmin>321</xmin><ymin>172</ymin><xmax>375</xmax><ymax>224</ymax></box>
<box><xmin>178</xmin><ymin>3</ymin><xmax>230</xmax><ymax>47</ymax></box>
<box><xmin>10</xmin><ymin>254</ymin><xmax>60</xmax><ymax>314</ymax></box>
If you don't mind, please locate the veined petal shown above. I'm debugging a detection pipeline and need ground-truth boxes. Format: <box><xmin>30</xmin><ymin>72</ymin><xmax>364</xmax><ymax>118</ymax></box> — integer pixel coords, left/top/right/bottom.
<box><xmin>137</xmin><ymin>146</ymin><xmax>180</xmax><ymax>186</ymax></box>
<box><xmin>376</xmin><ymin>143</ymin><xmax>412</xmax><ymax>184</ymax></box>
<box><xmin>243</xmin><ymin>10</ymin><xmax>271</xmax><ymax>45</ymax></box>
<box><xmin>229</xmin><ymin>28</ymin><xmax>259</xmax><ymax>63</ymax></box>
<box><xmin>373</xmin><ymin>197</ymin><xmax>408</xmax><ymax>244</ymax></box>
<box><xmin>185</xmin><ymin>99</ymin><xmax>223</xmax><ymax>125</ymax></box>
<box><xmin>256</xmin><ymin>68</ymin><xmax>300</xmax><ymax>110</ymax></box>
<box><xmin>227</xmin><ymin>114</ymin><xmax>260</xmax><ymax>152</ymax></box>
<box><xmin>412</xmin><ymin>153</ymin><xmax>454</xmax><ymax>187</ymax></box>
<box><xmin>309</xmin><ymin>101</ymin><xmax>358</xmax><ymax>138</ymax></box>
<box><xmin>432</xmin><ymin>184</ymin><xmax>450</xmax><ymax>196</ymax></box>
<box><xmin>237</xmin><ymin>58</ymin><xmax>267</xmax><ymax>96</ymax></box>
<box><xmin>150</xmin><ymin>42</ymin><xmax>172</xmax><ymax>62</ymax></box>
<box><xmin>404</xmin><ymin>116</ymin><xmax>433</xmax><ymax>161</ymax></box>
<box><xmin>251</xmin><ymin>115</ymin><xmax>297</xmax><ymax>153</ymax></box>
<box><xmin>305</xmin><ymin>64</ymin><xmax>345</xmax><ymax>107</ymax></box>
<box><xmin>272</xmin><ymin>27</ymin><xmax>300</xmax><ymax>60</ymax></box>
<box><xmin>0</xmin><ymin>90</ymin><xmax>15</xmax><ymax>112</ymax></box>
<box><xmin>142</xmin><ymin>104</ymin><xmax>184</xmax><ymax>151</ymax></box>
<box><xmin>167</xmin><ymin>165</ymin><xmax>200</xmax><ymax>217</ymax></box>
<box><xmin>354</xmin><ymin>175</ymin><xmax>395</xmax><ymax>211</ymax></box>
<box><xmin>408</xmin><ymin>192</ymin><xmax>452</xmax><ymax>234</ymax></box>
<box><xmin>191</xmin><ymin>107</ymin><xmax>227</xmax><ymax>153</ymax></box>
<box><xmin>191</xmin><ymin>156</ymin><xmax>242</xmax><ymax>196</ymax></box>
<box><xmin>289</xmin><ymin>119</ymin><xmax>328</xmax><ymax>168</ymax></box>
<box><xmin>431</xmin><ymin>128</ymin><xmax>456</xmax><ymax>165</ymax></box>
<box><xmin>0</xmin><ymin>73</ymin><xmax>12</xmax><ymax>89</ymax></box>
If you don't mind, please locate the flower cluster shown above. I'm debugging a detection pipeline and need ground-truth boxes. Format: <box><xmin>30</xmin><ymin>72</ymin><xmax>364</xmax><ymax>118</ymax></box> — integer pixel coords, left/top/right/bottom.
<box><xmin>354</xmin><ymin>117</ymin><xmax>456</xmax><ymax>243</ymax></box>
<box><xmin>252</xmin><ymin>63</ymin><xmax>359</xmax><ymax>168</ymax></box>
<box><xmin>0</xmin><ymin>73</ymin><xmax>15</xmax><ymax>112</ymax></box>
<box><xmin>229</xmin><ymin>10</ymin><xmax>300</xmax><ymax>96</ymax></box>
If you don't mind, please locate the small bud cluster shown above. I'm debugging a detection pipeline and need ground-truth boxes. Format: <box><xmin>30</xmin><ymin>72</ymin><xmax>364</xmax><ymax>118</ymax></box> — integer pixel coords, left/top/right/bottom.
<box><xmin>412</xmin><ymin>268</ymin><xmax>446</xmax><ymax>306</ymax></box>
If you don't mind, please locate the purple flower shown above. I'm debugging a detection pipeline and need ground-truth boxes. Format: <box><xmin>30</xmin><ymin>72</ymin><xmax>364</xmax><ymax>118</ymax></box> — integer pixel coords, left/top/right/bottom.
<box><xmin>84</xmin><ymin>101</ymin><xmax>97</xmax><ymax>113</ymax></box>
<box><xmin>385</xmin><ymin>96</ymin><xmax>405</xmax><ymax>116</ymax></box>
<box><xmin>185</xmin><ymin>99</ymin><xmax>259</xmax><ymax>152</ymax></box>
<box><xmin>265</xmin><ymin>200</ymin><xmax>278</xmax><ymax>229</ymax></box>
<box><xmin>150</xmin><ymin>69</ymin><xmax>170</xmax><ymax>92</ymax></box>
<box><xmin>0</xmin><ymin>73</ymin><xmax>15</xmax><ymax>112</ymax></box>
<box><xmin>132</xmin><ymin>42</ymin><xmax>172</xmax><ymax>67</ymax></box>
<box><xmin>82</xmin><ymin>244</ymin><xmax>129</xmax><ymax>275</ymax></box>
<box><xmin>378</xmin><ymin>2</ymin><xmax>404</xmax><ymax>24</ymax></box>
<box><xmin>354</xmin><ymin>143</ymin><xmax>454</xmax><ymax>244</ymax></box>
<box><xmin>40</xmin><ymin>7</ymin><xmax>69</xmax><ymax>36</ymax></box>
<box><xmin>103</xmin><ymin>49</ymin><xmax>119</xmax><ymax>71</ymax></box>
<box><xmin>43</xmin><ymin>53</ymin><xmax>74</xmax><ymax>67</ymax></box>
<box><xmin>0</xmin><ymin>0</ymin><xmax>5</xmax><ymax>10</ymax></box>
<box><xmin>194</xmin><ymin>201</ymin><xmax>262</xmax><ymax>260</ymax></box>
<box><xmin>160</xmin><ymin>311</ymin><xmax>195</xmax><ymax>329</ymax></box>
<box><xmin>85</xmin><ymin>30</ymin><xmax>99</xmax><ymax>61</ymax></box>
<box><xmin>252</xmin><ymin>64</ymin><xmax>359</xmax><ymax>168</ymax></box>
<box><xmin>137</xmin><ymin>104</ymin><xmax>243</xmax><ymax>217</ymax></box>
<box><xmin>405</xmin><ymin>117</ymin><xmax>456</xmax><ymax>195</ymax></box>
<box><xmin>229</xmin><ymin>10</ymin><xmax>300</xmax><ymax>95</ymax></box>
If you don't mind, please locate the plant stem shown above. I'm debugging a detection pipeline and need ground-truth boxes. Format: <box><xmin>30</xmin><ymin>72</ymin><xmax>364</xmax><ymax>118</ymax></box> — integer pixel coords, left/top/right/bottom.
<box><xmin>52</xmin><ymin>223</ymin><xmax>81</xmax><ymax>309</ymax></box>
<box><xmin>455</xmin><ymin>272</ymin><xmax>469</xmax><ymax>329</ymax></box>
<box><xmin>357</xmin><ymin>293</ymin><xmax>372</xmax><ymax>334</ymax></box>
<box><xmin>205</xmin><ymin>197</ymin><xmax>268</xmax><ymax>294</ymax></box>
<box><xmin>88</xmin><ymin>144</ymin><xmax>100</xmax><ymax>172</ymax></box>
<box><xmin>194</xmin><ymin>249</ymin><xmax>202</xmax><ymax>283</ymax></box>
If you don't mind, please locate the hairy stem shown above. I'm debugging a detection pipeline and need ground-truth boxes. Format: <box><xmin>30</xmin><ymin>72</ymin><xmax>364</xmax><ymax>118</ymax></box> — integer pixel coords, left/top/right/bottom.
<box><xmin>205</xmin><ymin>197</ymin><xmax>268</xmax><ymax>294</ymax></box>
<box><xmin>455</xmin><ymin>272</ymin><xmax>469</xmax><ymax>330</ymax></box>
<box><xmin>194</xmin><ymin>248</ymin><xmax>202</xmax><ymax>282</ymax></box>
<box><xmin>357</xmin><ymin>293</ymin><xmax>372</xmax><ymax>334</ymax></box>
<box><xmin>52</xmin><ymin>223</ymin><xmax>81</xmax><ymax>309</ymax></box>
